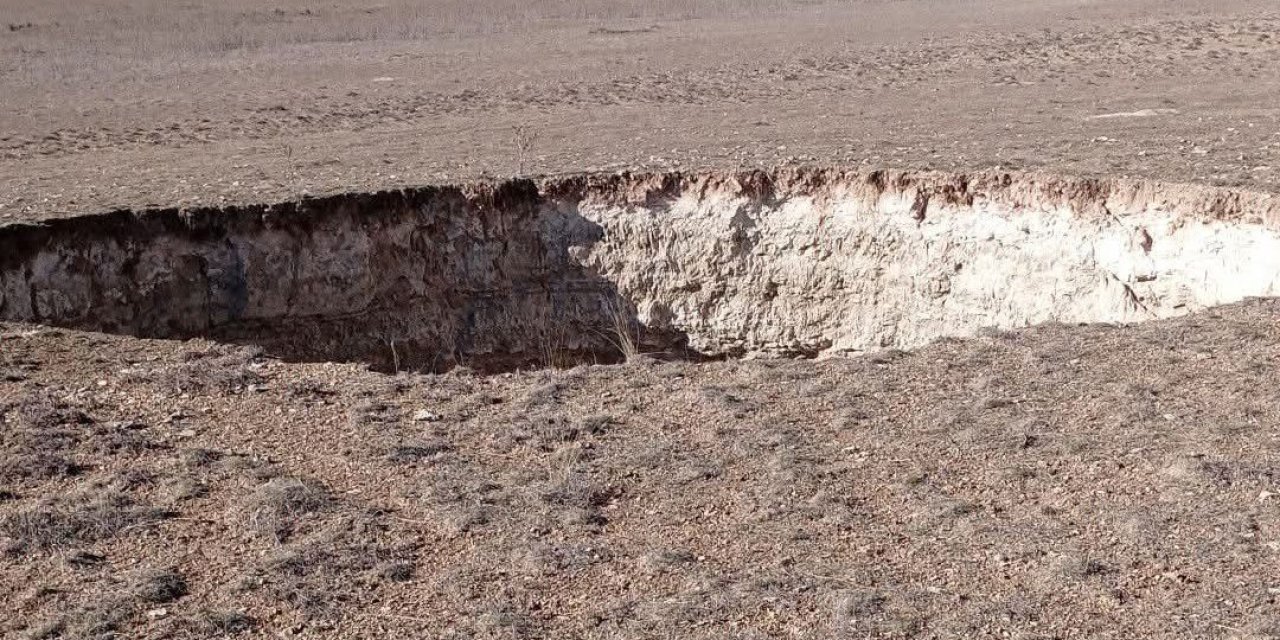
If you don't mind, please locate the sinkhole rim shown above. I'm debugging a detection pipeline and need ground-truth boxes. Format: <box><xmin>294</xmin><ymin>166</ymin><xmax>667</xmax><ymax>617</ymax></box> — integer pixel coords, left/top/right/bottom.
<box><xmin>0</xmin><ymin>166</ymin><xmax>1277</xmax><ymax>375</ymax></box>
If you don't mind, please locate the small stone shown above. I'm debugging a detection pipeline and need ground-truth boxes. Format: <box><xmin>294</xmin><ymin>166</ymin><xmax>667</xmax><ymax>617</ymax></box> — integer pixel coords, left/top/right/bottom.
<box><xmin>1260</xmin><ymin>490</ymin><xmax>1276</xmax><ymax>502</ymax></box>
<box><xmin>413</xmin><ymin>410</ymin><xmax>440</xmax><ymax>422</ymax></box>
<box><xmin>147</xmin><ymin>608</ymin><xmax>168</xmax><ymax>619</ymax></box>
<box><xmin>65</xmin><ymin>551</ymin><xmax>106</xmax><ymax>567</ymax></box>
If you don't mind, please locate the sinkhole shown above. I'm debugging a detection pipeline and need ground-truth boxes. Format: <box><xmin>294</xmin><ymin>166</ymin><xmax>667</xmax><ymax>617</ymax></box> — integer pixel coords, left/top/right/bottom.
<box><xmin>2</xmin><ymin>168</ymin><xmax>1278</xmax><ymax>373</ymax></box>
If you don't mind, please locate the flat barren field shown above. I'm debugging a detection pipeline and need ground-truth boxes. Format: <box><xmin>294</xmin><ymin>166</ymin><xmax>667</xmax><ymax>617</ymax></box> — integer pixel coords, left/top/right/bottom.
<box><xmin>2</xmin><ymin>0</ymin><xmax>1279</xmax><ymax>220</ymax></box>
<box><xmin>2</xmin><ymin>1</ymin><xmax>1280</xmax><ymax>638</ymax></box>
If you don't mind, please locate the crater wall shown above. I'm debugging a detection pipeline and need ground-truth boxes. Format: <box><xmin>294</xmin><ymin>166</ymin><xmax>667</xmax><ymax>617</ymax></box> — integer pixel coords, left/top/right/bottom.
<box><xmin>2</xmin><ymin>169</ymin><xmax>1277</xmax><ymax>371</ymax></box>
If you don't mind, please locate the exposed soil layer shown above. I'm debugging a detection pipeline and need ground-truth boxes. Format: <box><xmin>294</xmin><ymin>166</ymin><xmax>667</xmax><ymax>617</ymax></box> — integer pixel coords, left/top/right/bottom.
<box><xmin>3</xmin><ymin>169</ymin><xmax>1280</xmax><ymax>373</ymax></box>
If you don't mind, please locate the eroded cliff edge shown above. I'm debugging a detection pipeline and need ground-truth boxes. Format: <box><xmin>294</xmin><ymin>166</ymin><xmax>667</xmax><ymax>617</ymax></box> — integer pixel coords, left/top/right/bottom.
<box><xmin>2</xmin><ymin>169</ymin><xmax>1278</xmax><ymax>371</ymax></box>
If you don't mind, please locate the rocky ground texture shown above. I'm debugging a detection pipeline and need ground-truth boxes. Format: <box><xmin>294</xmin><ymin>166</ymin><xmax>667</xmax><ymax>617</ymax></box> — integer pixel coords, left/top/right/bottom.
<box><xmin>3</xmin><ymin>300</ymin><xmax>1280</xmax><ymax>639</ymax></box>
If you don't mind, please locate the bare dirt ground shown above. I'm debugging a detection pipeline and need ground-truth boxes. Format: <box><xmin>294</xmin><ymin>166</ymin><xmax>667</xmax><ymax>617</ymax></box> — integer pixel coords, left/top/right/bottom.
<box><xmin>4</xmin><ymin>301</ymin><xmax>1280</xmax><ymax>639</ymax></box>
<box><xmin>1</xmin><ymin>0</ymin><xmax>1279</xmax><ymax>220</ymax></box>
<box><xmin>4</xmin><ymin>0</ymin><xmax>1280</xmax><ymax>638</ymax></box>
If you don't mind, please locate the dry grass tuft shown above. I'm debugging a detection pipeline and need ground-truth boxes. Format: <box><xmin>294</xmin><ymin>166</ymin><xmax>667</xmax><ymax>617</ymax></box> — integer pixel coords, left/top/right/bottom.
<box><xmin>386</xmin><ymin>440</ymin><xmax>454</xmax><ymax>465</ymax></box>
<box><xmin>511</xmin><ymin>125</ymin><xmax>538</xmax><ymax>175</ymax></box>
<box><xmin>607</xmin><ymin>301</ymin><xmax>641</xmax><ymax>362</ymax></box>
<box><xmin>245</xmin><ymin>477</ymin><xmax>332</xmax><ymax>543</ymax></box>
<box><xmin>182</xmin><ymin>610</ymin><xmax>256</xmax><ymax>635</ymax></box>
<box><xmin>1</xmin><ymin>491</ymin><xmax>171</xmax><ymax>552</ymax></box>
<box><xmin>128</xmin><ymin>567</ymin><xmax>188</xmax><ymax>603</ymax></box>
<box><xmin>239</xmin><ymin>517</ymin><xmax>418</xmax><ymax>620</ymax></box>
<box><xmin>1</xmin><ymin>453</ymin><xmax>86</xmax><ymax>482</ymax></box>
<box><xmin>129</xmin><ymin>345</ymin><xmax>265</xmax><ymax>394</ymax></box>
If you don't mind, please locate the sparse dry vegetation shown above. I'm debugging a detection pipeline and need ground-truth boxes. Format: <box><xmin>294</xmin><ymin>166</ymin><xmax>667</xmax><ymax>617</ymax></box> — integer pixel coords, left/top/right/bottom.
<box><xmin>511</xmin><ymin>124</ymin><xmax>538</xmax><ymax>176</ymax></box>
<box><xmin>6</xmin><ymin>300</ymin><xmax>1280</xmax><ymax>637</ymax></box>
<box><xmin>128</xmin><ymin>567</ymin><xmax>189</xmax><ymax>604</ymax></box>
<box><xmin>1</xmin><ymin>491</ymin><xmax>171</xmax><ymax>552</ymax></box>
<box><xmin>244</xmin><ymin>477</ymin><xmax>332</xmax><ymax>543</ymax></box>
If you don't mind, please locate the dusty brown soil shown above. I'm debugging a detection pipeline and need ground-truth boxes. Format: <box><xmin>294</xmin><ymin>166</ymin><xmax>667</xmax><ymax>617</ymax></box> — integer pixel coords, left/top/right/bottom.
<box><xmin>3</xmin><ymin>301</ymin><xmax>1280</xmax><ymax>639</ymax></box>
<box><xmin>2</xmin><ymin>0</ymin><xmax>1279</xmax><ymax>220</ymax></box>
<box><xmin>4</xmin><ymin>1</ymin><xmax>1280</xmax><ymax>638</ymax></box>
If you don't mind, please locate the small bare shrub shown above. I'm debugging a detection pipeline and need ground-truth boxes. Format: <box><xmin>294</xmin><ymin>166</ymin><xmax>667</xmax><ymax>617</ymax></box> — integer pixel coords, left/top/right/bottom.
<box><xmin>159</xmin><ymin>346</ymin><xmax>265</xmax><ymax>394</ymax></box>
<box><xmin>379</xmin><ymin>561</ymin><xmax>415</xmax><ymax>582</ymax></box>
<box><xmin>182</xmin><ymin>447</ymin><xmax>224</xmax><ymax>467</ymax></box>
<box><xmin>421</xmin><ymin>464</ymin><xmax>509</xmax><ymax>535</ymax></box>
<box><xmin>185</xmin><ymin>610</ymin><xmax>256</xmax><ymax>635</ymax></box>
<box><xmin>531</xmin><ymin>415</ymin><xmax>581</xmax><ymax>449</ymax></box>
<box><xmin>64</xmin><ymin>550</ymin><xmax>105</xmax><ymax>567</ymax></box>
<box><xmin>387</xmin><ymin>440</ymin><xmax>454</xmax><ymax>464</ymax></box>
<box><xmin>12</xmin><ymin>393</ymin><xmax>94</xmax><ymax>430</ymax></box>
<box><xmin>1</xmin><ymin>492</ymin><xmax>171</xmax><ymax>551</ymax></box>
<box><xmin>518</xmin><ymin>380</ymin><xmax>563</xmax><ymax>411</ymax></box>
<box><xmin>2</xmin><ymin>453</ymin><xmax>86</xmax><ymax>482</ymax></box>
<box><xmin>23</xmin><ymin>619</ymin><xmax>66</xmax><ymax>640</ymax></box>
<box><xmin>640</xmin><ymin>548</ymin><xmax>698</xmax><ymax>574</ymax></box>
<box><xmin>285</xmin><ymin>380</ymin><xmax>338</xmax><ymax>401</ymax></box>
<box><xmin>518</xmin><ymin>541</ymin><xmax>612</xmax><ymax>577</ymax></box>
<box><xmin>245</xmin><ymin>477</ymin><xmax>332</xmax><ymax>543</ymax></box>
<box><xmin>579</xmin><ymin>414</ymin><xmax>616</xmax><ymax>435</ymax></box>
<box><xmin>540</xmin><ymin>471</ymin><xmax>616</xmax><ymax>528</ymax></box>
<box><xmin>349</xmin><ymin>399</ymin><xmax>400</xmax><ymax>427</ymax></box>
<box><xmin>247</xmin><ymin>519</ymin><xmax>417</xmax><ymax>620</ymax></box>
<box><xmin>129</xmin><ymin>567</ymin><xmax>188</xmax><ymax>603</ymax></box>
<box><xmin>512</xmin><ymin>125</ymin><xmax>538</xmax><ymax>175</ymax></box>
<box><xmin>537</xmin><ymin>323</ymin><xmax>579</xmax><ymax>369</ymax></box>
<box><xmin>480</xmin><ymin>600</ymin><xmax>537</xmax><ymax>639</ymax></box>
